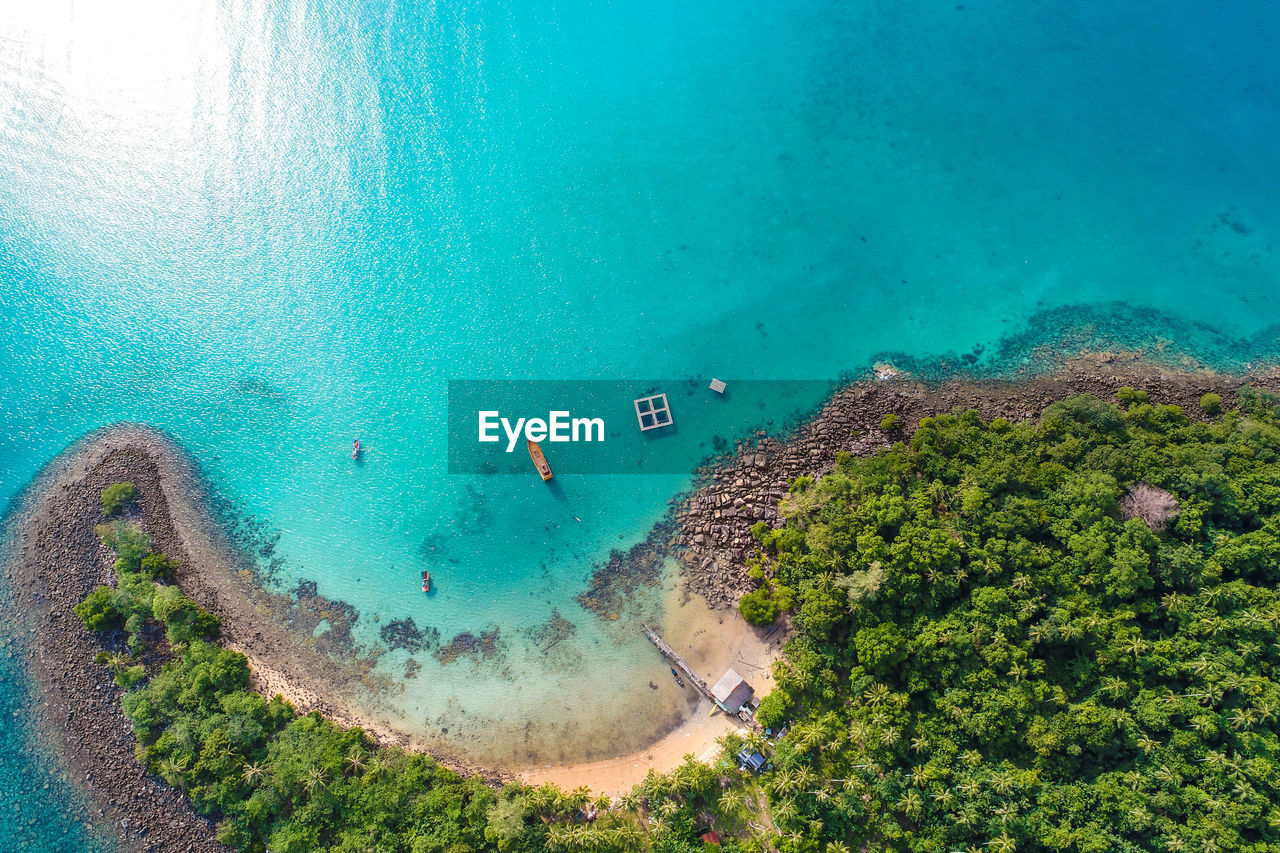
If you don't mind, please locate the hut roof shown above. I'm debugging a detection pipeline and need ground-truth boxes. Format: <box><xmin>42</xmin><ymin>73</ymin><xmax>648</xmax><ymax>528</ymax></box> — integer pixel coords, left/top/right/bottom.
<box><xmin>711</xmin><ymin>668</ymin><xmax>754</xmax><ymax>711</ymax></box>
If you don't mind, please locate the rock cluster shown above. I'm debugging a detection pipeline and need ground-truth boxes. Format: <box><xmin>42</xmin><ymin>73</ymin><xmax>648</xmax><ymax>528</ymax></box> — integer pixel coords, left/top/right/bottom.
<box><xmin>4</xmin><ymin>446</ymin><xmax>231</xmax><ymax>852</ymax></box>
<box><xmin>671</xmin><ymin>358</ymin><xmax>1280</xmax><ymax>610</ymax></box>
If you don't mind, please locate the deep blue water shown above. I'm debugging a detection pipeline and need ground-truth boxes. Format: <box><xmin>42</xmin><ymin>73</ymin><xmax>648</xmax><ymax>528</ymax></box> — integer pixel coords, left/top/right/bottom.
<box><xmin>2</xmin><ymin>0</ymin><xmax>1279</xmax><ymax>846</ymax></box>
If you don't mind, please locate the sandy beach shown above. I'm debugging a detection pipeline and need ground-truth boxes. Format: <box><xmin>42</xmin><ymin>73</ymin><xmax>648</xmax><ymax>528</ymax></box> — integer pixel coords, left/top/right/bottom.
<box><xmin>519</xmin><ymin>583</ymin><xmax>783</xmax><ymax>795</ymax></box>
<box><xmin>9</xmin><ymin>359</ymin><xmax>1280</xmax><ymax>852</ymax></box>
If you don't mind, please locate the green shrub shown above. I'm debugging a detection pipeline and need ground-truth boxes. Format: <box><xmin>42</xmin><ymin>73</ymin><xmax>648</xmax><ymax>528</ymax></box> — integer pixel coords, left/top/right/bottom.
<box><xmin>114</xmin><ymin>665</ymin><xmax>147</xmax><ymax>689</ymax></box>
<box><xmin>96</xmin><ymin>522</ymin><xmax>151</xmax><ymax>574</ymax></box>
<box><xmin>152</xmin><ymin>585</ymin><xmax>220</xmax><ymax>644</ymax></box>
<box><xmin>140</xmin><ymin>554</ymin><xmax>178</xmax><ymax>580</ymax></box>
<box><xmin>100</xmin><ymin>482</ymin><xmax>136</xmax><ymax>515</ymax></box>
<box><xmin>124</xmin><ymin>613</ymin><xmax>147</xmax><ymax>655</ymax></box>
<box><xmin>788</xmin><ymin>475</ymin><xmax>814</xmax><ymax>494</ymax></box>
<box><xmin>880</xmin><ymin>413</ymin><xmax>900</xmax><ymax>432</ymax></box>
<box><xmin>749</xmin><ymin>521</ymin><xmax>776</xmax><ymax>548</ymax></box>
<box><xmin>754</xmin><ymin>690</ymin><xmax>790</xmax><ymax>729</ymax></box>
<box><xmin>738</xmin><ymin>589</ymin><xmax>779</xmax><ymax>626</ymax></box>
<box><xmin>1116</xmin><ymin>386</ymin><xmax>1148</xmax><ymax>406</ymax></box>
<box><xmin>853</xmin><ymin>623</ymin><xmax>907</xmax><ymax>675</ymax></box>
<box><xmin>74</xmin><ymin>586</ymin><xmax>123</xmax><ymax>632</ymax></box>
<box><xmin>1199</xmin><ymin>392</ymin><xmax>1223</xmax><ymax>415</ymax></box>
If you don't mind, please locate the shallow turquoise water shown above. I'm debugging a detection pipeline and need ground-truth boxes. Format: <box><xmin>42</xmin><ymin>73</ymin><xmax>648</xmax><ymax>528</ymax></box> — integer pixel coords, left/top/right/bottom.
<box><xmin>2</xmin><ymin>0</ymin><xmax>1279</xmax><ymax>843</ymax></box>
<box><xmin>0</xmin><ymin>639</ymin><xmax>112</xmax><ymax>852</ymax></box>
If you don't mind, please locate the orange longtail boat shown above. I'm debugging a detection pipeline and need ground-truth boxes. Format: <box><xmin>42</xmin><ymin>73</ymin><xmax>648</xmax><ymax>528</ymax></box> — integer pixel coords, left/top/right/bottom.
<box><xmin>527</xmin><ymin>440</ymin><xmax>553</xmax><ymax>481</ymax></box>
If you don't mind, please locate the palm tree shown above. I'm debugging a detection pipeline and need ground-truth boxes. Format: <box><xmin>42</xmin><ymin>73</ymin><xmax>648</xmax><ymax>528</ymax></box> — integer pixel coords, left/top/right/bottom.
<box><xmin>345</xmin><ymin>748</ymin><xmax>367</xmax><ymax>776</ymax></box>
<box><xmin>568</xmin><ymin>785</ymin><xmax>592</xmax><ymax>810</ymax></box>
<box><xmin>864</xmin><ymin>683</ymin><xmax>893</xmax><ymax>706</ymax></box>
<box><xmin>989</xmin><ymin>834</ymin><xmax>1017</xmax><ymax>853</ymax></box>
<box><xmin>772</xmin><ymin>799</ymin><xmax>798</xmax><ymax>824</ymax></box>
<box><xmin>528</xmin><ymin>784</ymin><xmax>560</xmax><ymax>821</ymax></box>
<box><xmin>718</xmin><ymin>790</ymin><xmax>745</xmax><ymax>816</ymax></box>
<box><xmin>793</xmin><ymin>766</ymin><xmax>816</xmax><ymax>791</ymax></box>
<box><xmin>302</xmin><ymin>766</ymin><xmax>327</xmax><ymax>794</ymax></box>
<box><xmin>769</xmin><ymin>769</ymin><xmax>797</xmax><ymax>797</ymax></box>
<box><xmin>897</xmin><ymin>789</ymin><xmax>923</xmax><ymax>817</ymax></box>
<box><xmin>794</xmin><ymin>723</ymin><xmax>824</xmax><ymax>753</ymax></box>
<box><xmin>241</xmin><ymin>761</ymin><xmax>265</xmax><ymax>787</ymax></box>
<box><xmin>159</xmin><ymin>756</ymin><xmax>188</xmax><ymax>789</ymax></box>
<box><xmin>617</xmin><ymin>790</ymin><xmax>642</xmax><ymax>814</ymax></box>
<box><xmin>1100</xmin><ymin>676</ymin><xmax>1127</xmax><ymax>699</ymax></box>
<box><xmin>826</xmin><ymin>842</ymin><xmax>851</xmax><ymax>853</ymax></box>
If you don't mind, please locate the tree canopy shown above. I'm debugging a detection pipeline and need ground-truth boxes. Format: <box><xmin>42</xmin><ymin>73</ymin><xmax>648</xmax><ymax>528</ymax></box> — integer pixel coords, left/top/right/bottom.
<box><xmin>746</xmin><ymin>390</ymin><xmax>1280</xmax><ymax>851</ymax></box>
<box><xmin>76</xmin><ymin>388</ymin><xmax>1280</xmax><ymax>852</ymax></box>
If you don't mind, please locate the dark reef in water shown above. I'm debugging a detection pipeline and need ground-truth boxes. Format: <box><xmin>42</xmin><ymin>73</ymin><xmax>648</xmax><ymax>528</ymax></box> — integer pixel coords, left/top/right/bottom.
<box><xmin>434</xmin><ymin>628</ymin><xmax>502</xmax><ymax>665</ymax></box>
<box><xmin>874</xmin><ymin>300</ymin><xmax>1280</xmax><ymax>380</ymax></box>
<box><xmin>526</xmin><ymin>609</ymin><xmax>577</xmax><ymax>654</ymax></box>
<box><xmin>575</xmin><ymin>520</ymin><xmax>675</xmax><ymax>621</ymax></box>
<box><xmin>380</xmin><ymin>617</ymin><xmax>440</xmax><ymax>654</ymax></box>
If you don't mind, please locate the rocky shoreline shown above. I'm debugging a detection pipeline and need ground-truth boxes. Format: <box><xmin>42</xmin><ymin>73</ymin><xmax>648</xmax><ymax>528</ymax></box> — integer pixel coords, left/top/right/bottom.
<box><xmin>5</xmin><ymin>358</ymin><xmax>1280</xmax><ymax>851</ymax></box>
<box><xmin>2</xmin><ymin>438</ymin><xmax>232</xmax><ymax>852</ymax></box>
<box><xmin>0</xmin><ymin>427</ymin><xmax>505</xmax><ymax>852</ymax></box>
<box><xmin>671</xmin><ymin>355</ymin><xmax>1280</xmax><ymax>608</ymax></box>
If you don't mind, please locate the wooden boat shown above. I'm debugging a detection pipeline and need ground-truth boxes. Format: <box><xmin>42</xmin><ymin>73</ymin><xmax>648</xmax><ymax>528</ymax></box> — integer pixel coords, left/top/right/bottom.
<box><xmin>421</xmin><ymin>570</ymin><xmax>430</xmax><ymax>593</ymax></box>
<box><xmin>527</xmin><ymin>440</ymin><xmax>552</xmax><ymax>481</ymax></box>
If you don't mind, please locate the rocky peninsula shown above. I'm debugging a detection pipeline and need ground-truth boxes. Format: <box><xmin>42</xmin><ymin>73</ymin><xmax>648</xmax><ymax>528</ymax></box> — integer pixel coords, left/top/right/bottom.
<box><xmin>4</xmin><ymin>358</ymin><xmax>1279</xmax><ymax>850</ymax></box>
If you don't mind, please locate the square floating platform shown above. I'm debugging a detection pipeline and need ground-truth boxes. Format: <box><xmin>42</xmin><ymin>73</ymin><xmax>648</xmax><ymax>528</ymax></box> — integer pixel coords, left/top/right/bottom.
<box><xmin>634</xmin><ymin>393</ymin><xmax>673</xmax><ymax>431</ymax></box>
<box><xmin>709</xmin><ymin>378</ymin><xmax>727</xmax><ymax>394</ymax></box>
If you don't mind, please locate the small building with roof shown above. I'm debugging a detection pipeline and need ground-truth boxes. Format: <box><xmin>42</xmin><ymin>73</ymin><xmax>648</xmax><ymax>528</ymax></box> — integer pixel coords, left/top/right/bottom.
<box><xmin>710</xmin><ymin>668</ymin><xmax>754</xmax><ymax>713</ymax></box>
<box><xmin>737</xmin><ymin>749</ymin><xmax>767</xmax><ymax>774</ymax></box>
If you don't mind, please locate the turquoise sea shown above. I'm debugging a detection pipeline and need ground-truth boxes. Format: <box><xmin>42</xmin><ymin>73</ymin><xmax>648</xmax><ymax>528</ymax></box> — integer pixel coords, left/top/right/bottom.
<box><xmin>3</xmin><ymin>0</ymin><xmax>1279</xmax><ymax>846</ymax></box>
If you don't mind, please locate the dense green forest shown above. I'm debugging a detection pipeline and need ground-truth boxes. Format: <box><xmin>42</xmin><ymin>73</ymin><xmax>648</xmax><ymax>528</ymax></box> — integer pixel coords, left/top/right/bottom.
<box><xmin>78</xmin><ymin>388</ymin><xmax>1280</xmax><ymax>851</ymax></box>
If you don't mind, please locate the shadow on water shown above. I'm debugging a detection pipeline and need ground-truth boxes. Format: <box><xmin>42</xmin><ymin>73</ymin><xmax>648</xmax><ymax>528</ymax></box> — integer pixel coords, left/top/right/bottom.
<box><xmin>545</xmin><ymin>477</ymin><xmax>568</xmax><ymax>502</ymax></box>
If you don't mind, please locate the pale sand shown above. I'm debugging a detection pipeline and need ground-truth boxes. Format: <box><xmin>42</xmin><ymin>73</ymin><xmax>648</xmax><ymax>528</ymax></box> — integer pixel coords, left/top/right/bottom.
<box><xmin>518</xmin><ymin>582</ymin><xmax>784</xmax><ymax>796</ymax></box>
<box><xmin>31</xmin><ymin>425</ymin><xmax>785</xmax><ymax>788</ymax></box>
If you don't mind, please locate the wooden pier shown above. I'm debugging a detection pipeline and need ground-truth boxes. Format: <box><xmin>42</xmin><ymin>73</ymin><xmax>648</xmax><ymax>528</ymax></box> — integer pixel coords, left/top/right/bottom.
<box><xmin>642</xmin><ymin>624</ymin><xmax>714</xmax><ymax>701</ymax></box>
